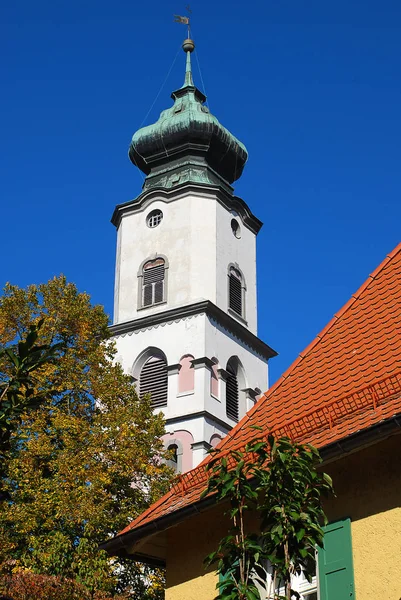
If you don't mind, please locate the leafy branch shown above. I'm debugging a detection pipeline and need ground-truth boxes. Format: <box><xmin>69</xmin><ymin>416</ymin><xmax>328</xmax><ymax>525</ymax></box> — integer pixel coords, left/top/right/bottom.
<box><xmin>203</xmin><ymin>431</ymin><xmax>334</xmax><ymax>600</ymax></box>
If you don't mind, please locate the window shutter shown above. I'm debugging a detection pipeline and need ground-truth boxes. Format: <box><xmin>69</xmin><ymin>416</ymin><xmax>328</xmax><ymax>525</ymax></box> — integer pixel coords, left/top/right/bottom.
<box><xmin>229</xmin><ymin>269</ymin><xmax>242</xmax><ymax>316</ymax></box>
<box><xmin>143</xmin><ymin>284</ymin><xmax>153</xmax><ymax>306</ymax></box>
<box><xmin>139</xmin><ymin>357</ymin><xmax>168</xmax><ymax>408</ymax></box>
<box><xmin>143</xmin><ymin>263</ymin><xmax>165</xmax><ymax>285</ymax></box>
<box><xmin>318</xmin><ymin>519</ymin><xmax>355</xmax><ymax>600</ymax></box>
<box><xmin>154</xmin><ymin>280</ymin><xmax>164</xmax><ymax>304</ymax></box>
<box><xmin>226</xmin><ymin>367</ymin><xmax>239</xmax><ymax>421</ymax></box>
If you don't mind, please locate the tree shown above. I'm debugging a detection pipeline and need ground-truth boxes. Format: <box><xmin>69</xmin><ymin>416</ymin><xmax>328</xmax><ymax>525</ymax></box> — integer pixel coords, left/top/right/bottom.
<box><xmin>203</xmin><ymin>432</ymin><xmax>334</xmax><ymax>600</ymax></box>
<box><xmin>0</xmin><ymin>276</ymin><xmax>172</xmax><ymax>598</ymax></box>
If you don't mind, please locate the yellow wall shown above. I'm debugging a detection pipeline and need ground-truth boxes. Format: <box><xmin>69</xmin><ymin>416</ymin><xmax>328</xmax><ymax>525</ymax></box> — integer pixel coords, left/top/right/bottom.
<box><xmin>166</xmin><ymin>433</ymin><xmax>401</xmax><ymax>600</ymax></box>
<box><xmin>165</xmin><ymin>503</ymin><xmax>228</xmax><ymax>600</ymax></box>
<box><xmin>323</xmin><ymin>433</ymin><xmax>401</xmax><ymax>600</ymax></box>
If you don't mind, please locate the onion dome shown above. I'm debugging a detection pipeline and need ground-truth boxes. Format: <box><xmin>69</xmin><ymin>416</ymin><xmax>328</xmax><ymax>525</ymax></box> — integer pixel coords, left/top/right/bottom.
<box><xmin>129</xmin><ymin>39</ymin><xmax>248</xmax><ymax>192</ymax></box>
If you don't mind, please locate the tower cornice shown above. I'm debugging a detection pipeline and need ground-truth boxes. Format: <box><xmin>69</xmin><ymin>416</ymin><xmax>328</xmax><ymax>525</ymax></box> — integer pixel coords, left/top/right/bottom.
<box><xmin>109</xmin><ymin>300</ymin><xmax>277</xmax><ymax>361</ymax></box>
<box><xmin>111</xmin><ymin>182</ymin><xmax>263</xmax><ymax>235</ymax></box>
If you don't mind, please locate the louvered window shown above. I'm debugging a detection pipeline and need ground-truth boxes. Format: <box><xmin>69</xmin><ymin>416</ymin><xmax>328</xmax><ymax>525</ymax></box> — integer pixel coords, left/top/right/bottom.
<box><xmin>139</xmin><ymin>356</ymin><xmax>168</xmax><ymax>408</ymax></box>
<box><xmin>229</xmin><ymin>267</ymin><xmax>243</xmax><ymax>316</ymax></box>
<box><xmin>226</xmin><ymin>364</ymin><xmax>239</xmax><ymax>421</ymax></box>
<box><xmin>142</xmin><ymin>258</ymin><xmax>165</xmax><ymax>307</ymax></box>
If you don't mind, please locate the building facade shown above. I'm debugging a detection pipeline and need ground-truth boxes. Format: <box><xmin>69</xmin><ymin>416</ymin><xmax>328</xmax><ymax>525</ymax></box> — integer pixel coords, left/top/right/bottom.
<box><xmin>110</xmin><ymin>38</ymin><xmax>276</xmax><ymax>471</ymax></box>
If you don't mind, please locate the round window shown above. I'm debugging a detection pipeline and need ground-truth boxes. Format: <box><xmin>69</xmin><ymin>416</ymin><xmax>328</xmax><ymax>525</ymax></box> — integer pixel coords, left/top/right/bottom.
<box><xmin>147</xmin><ymin>209</ymin><xmax>163</xmax><ymax>228</ymax></box>
<box><xmin>231</xmin><ymin>218</ymin><xmax>241</xmax><ymax>239</ymax></box>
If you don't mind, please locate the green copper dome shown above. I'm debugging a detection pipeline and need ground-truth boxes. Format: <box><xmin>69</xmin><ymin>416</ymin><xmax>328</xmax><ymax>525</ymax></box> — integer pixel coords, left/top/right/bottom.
<box><xmin>129</xmin><ymin>40</ymin><xmax>248</xmax><ymax>191</ymax></box>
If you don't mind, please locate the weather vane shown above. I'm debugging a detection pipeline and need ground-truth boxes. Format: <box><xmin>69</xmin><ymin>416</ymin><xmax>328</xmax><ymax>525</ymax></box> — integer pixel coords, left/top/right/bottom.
<box><xmin>174</xmin><ymin>5</ymin><xmax>192</xmax><ymax>38</ymax></box>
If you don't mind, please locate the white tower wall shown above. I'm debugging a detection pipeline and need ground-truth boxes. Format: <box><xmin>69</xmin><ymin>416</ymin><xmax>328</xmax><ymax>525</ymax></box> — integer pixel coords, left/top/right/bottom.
<box><xmin>215</xmin><ymin>201</ymin><xmax>258</xmax><ymax>333</ymax></box>
<box><xmin>113</xmin><ymin>311</ymin><xmax>268</xmax><ymax>470</ymax></box>
<box><xmin>113</xmin><ymin>188</ymin><xmax>257</xmax><ymax>334</ymax></box>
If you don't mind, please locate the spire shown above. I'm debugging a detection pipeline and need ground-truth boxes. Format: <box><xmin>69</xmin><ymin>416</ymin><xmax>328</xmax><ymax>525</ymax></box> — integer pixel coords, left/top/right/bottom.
<box><xmin>182</xmin><ymin>39</ymin><xmax>195</xmax><ymax>87</ymax></box>
<box><xmin>129</xmin><ymin>27</ymin><xmax>248</xmax><ymax>190</ymax></box>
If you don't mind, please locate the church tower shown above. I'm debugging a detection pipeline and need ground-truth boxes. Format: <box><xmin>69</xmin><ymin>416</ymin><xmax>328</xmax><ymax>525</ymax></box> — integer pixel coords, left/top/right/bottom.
<box><xmin>110</xmin><ymin>37</ymin><xmax>276</xmax><ymax>472</ymax></box>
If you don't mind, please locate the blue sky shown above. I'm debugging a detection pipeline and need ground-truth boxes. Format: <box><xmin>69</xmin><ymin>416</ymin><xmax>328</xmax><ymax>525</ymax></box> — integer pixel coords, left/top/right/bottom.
<box><xmin>1</xmin><ymin>0</ymin><xmax>400</xmax><ymax>384</ymax></box>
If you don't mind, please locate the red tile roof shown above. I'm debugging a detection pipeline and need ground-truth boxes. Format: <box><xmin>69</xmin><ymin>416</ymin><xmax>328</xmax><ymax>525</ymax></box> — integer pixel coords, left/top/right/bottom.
<box><xmin>118</xmin><ymin>243</ymin><xmax>401</xmax><ymax>538</ymax></box>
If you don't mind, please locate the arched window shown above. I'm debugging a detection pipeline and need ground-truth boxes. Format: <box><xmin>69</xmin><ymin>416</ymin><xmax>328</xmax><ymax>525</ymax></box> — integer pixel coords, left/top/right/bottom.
<box><xmin>142</xmin><ymin>257</ymin><xmax>165</xmax><ymax>307</ymax></box>
<box><xmin>226</xmin><ymin>357</ymin><xmax>239</xmax><ymax>421</ymax></box>
<box><xmin>166</xmin><ymin>444</ymin><xmax>179</xmax><ymax>472</ymax></box>
<box><xmin>210</xmin><ymin>434</ymin><xmax>222</xmax><ymax>448</ymax></box>
<box><xmin>178</xmin><ymin>355</ymin><xmax>195</xmax><ymax>394</ymax></box>
<box><xmin>139</xmin><ymin>355</ymin><xmax>168</xmax><ymax>408</ymax></box>
<box><xmin>210</xmin><ymin>357</ymin><xmax>219</xmax><ymax>398</ymax></box>
<box><xmin>228</xmin><ymin>265</ymin><xmax>244</xmax><ymax>317</ymax></box>
<box><xmin>162</xmin><ymin>433</ymin><xmax>191</xmax><ymax>473</ymax></box>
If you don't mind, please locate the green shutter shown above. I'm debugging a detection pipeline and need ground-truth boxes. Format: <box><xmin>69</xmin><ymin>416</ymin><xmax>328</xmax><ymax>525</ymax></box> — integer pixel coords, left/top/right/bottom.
<box><xmin>318</xmin><ymin>518</ymin><xmax>355</xmax><ymax>600</ymax></box>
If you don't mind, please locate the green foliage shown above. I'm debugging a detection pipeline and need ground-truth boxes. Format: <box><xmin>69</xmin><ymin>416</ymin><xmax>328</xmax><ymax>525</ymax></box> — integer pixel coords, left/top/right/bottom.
<box><xmin>203</xmin><ymin>431</ymin><xmax>334</xmax><ymax>600</ymax></box>
<box><xmin>0</xmin><ymin>277</ymin><xmax>172</xmax><ymax>598</ymax></box>
<box><xmin>0</xmin><ymin>319</ymin><xmax>63</xmax><ymax>479</ymax></box>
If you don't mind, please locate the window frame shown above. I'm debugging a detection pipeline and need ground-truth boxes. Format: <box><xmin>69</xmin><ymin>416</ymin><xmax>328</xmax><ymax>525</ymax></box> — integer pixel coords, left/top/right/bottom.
<box><xmin>231</xmin><ymin>218</ymin><xmax>241</xmax><ymax>239</ymax></box>
<box><xmin>139</xmin><ymin>354</ymin><xmax>168</xmax><ymax>409</ymax></box>
<box><xmin>227</xmin><ymin>263</ymin><xmax>247</xmax><ymax>323</ymax></box>
<box><xmin>164</xmin><ymin>439</ymin><xmax>184</xmax><ymax>473</ymax></box>
<box><xmin>252</xmin><ymin>559</ymin><xmax>318</xmax><ymax>600</ymax></box>
<box><xmin>253</xmin><ymin>518</ymin><xmax>355</xmax><ymax>599</ymax></box>
<box><xmin>146</xmin><ymin>209</ymin><xmax>163</xmax><ymax>228</ymax></box>
<box><xmin>225</xmin><ymin>362</ymin><xmax>239</xmax><ymax>421</ymax></box>
<box><xmin>137</xmin><ymin>254</ymin><xmax>169</xmax><ymax>310</ymax></box>
<box><xmin>224</xmin><ymin>356</ymin><xmax>247</xmax><ymax>423</ymax></box>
